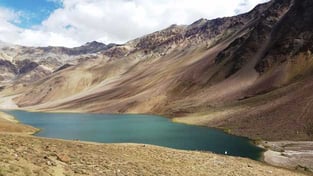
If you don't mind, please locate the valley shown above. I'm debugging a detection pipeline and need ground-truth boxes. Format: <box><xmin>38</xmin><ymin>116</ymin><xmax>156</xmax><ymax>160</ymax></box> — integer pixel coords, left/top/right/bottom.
<box><xmin>0</xmin><ymin>0</ymin><xmax>313</xmax><ymax>175</ymax></box>
<box><xmin>1</xmin><ymin>0</ymin><xmax>313</xmax><ymax>141</ymax></box>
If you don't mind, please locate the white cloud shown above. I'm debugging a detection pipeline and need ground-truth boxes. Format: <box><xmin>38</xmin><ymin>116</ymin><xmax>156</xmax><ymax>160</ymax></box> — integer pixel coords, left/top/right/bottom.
<box><xmin>0</xmin><ymin>0</ymin><xmax>270</xmax><ymax>47</ymax></box>
<box><xmin>0</xmin><ymin>7</ymin><xmax>20</xmax><ymax>23</ymax></box>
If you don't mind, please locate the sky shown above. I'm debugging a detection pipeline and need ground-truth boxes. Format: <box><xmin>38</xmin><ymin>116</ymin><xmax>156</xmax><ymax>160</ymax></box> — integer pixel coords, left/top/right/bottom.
<box><xmin>0</xmin><ymin>0</ymin><xmax>270</xmax><ymax>47</ymax></box>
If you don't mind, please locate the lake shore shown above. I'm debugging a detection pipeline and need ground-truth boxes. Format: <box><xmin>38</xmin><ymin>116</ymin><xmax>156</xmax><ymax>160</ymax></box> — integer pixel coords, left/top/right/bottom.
<box><xmin>174</xmin><ymin>114</ymin><xmax>313</xmax><ymax>174</ymax></box>
<box><xmin>0</xmin><ymin>111</ymin><xmax>17</xmax><ymax>123</ymax></box>
<box><xmin>0</xmin><ymin>111</ymin><xmax>38</xmax><ymax>134</ymax></box>
<box><xmin>260</xmin><ymin>141</ymin><xmax>313</xmax><ymax>173</ymax></box>
<box><xmin>2</xmin><ymin>100</ymin><xmax>312</xmax><ymax>175</ymax></box>
<box><xmin>0</xmin><ymin>111</ymin><xmax>307</xmax><ymax>176</ymax></box>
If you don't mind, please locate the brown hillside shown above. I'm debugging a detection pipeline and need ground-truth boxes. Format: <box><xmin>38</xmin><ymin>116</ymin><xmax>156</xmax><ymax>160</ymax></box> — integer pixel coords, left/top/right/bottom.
<box><xmin>1</xmin><ymin>0</ymin><xmax>313</xmax><ymax>141</ymax></box>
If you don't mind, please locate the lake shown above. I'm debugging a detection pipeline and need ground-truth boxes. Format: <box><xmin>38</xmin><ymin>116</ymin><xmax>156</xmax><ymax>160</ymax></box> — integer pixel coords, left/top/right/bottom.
<box><xmin>5</xmin><ymin>110</ymin><xmax>263</xmax><ymax>160</ymax></box>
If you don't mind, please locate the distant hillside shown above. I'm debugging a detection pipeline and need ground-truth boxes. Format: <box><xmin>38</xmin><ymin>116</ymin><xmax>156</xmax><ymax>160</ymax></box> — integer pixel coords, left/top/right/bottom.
<box><xmin>0</xmin><ymin>41</ymin><xmax>113</xmax><ymax>84</ymax></box>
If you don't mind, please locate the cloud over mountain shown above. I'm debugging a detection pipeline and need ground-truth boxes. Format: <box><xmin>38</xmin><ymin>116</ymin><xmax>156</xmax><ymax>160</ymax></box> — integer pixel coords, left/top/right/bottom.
<box><xmin>0</xmin><ymin>0</ymin><xmax>269</xmax><ymax>47</ymax></box>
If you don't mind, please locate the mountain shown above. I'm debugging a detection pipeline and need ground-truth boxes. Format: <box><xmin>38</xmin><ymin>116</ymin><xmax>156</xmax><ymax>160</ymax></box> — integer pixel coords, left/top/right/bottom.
<box><xmin>1</xmin><ymin>0</ymin><xmax>313</xmax><ymax>141</ymax></box>
<box><xmin>0</xmin><ymin>41</ymin><xmax>113</xmax><ymax>85</ymax></box>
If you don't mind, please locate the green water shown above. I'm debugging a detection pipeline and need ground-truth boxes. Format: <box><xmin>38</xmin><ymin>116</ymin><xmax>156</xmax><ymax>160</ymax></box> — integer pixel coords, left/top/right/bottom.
<box><xmin>6</xmin><ymin>110</ymin><xmax>263</xmax><ymax>160</ymax></box>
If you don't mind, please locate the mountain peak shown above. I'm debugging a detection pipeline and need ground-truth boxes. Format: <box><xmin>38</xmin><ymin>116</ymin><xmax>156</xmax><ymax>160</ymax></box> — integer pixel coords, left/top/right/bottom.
<box><xmin>190</xmin><ymin>18</ymin><xmax>208</xmax><ymax>27</ymax></box>
<box><xmin>83</xmin><ymin>41</ymin><xmax>106</xmax><ymax>47</ymax></box>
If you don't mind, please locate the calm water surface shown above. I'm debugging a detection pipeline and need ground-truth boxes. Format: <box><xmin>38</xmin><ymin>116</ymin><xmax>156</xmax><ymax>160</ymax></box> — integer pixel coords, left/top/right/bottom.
<box><xmin>6</xmin><ymin>110</ymin><xmax>264</xmax><ymax>160</ymax></box>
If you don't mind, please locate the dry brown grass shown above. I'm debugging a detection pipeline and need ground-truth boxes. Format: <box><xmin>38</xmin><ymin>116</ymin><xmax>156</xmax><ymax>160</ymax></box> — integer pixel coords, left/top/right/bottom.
<box><xmin>0</xmin><ymin>134</ymin><xmax>306</xmax><ymax>176</ymax></box>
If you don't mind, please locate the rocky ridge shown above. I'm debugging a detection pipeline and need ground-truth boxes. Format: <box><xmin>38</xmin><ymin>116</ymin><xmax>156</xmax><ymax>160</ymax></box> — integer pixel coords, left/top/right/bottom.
<box><xmin>0</xmin><ymin>41</ymin><xmax>113</xmax><ymax>85</ymax></box>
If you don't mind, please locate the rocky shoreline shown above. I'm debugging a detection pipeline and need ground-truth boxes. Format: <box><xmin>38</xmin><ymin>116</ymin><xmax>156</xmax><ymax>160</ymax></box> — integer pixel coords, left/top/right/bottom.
<box><xmin>260</xmin><ymin>141</ymin><xmax>313</xmax><ymax>173</ymax></box>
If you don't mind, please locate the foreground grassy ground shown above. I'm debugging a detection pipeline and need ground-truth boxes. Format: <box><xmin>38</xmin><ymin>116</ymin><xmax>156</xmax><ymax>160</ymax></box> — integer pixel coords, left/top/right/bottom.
<box><xmin>0</xmin><ymin>112</ymin><xmax>307</xmax><ymax>176</ymax></box>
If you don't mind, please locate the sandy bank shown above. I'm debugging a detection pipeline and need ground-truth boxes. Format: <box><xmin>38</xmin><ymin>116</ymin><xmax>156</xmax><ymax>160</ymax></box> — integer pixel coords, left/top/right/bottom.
<box><xmin>0</xmin><ymin>111</ymin><xmax>38</xmax><ymax>134</ymax></box>
<box><xmin>261</xmin><ymin>141</ymin><xmax>313</xmax><ymax>173</ymax></box>
<box><xmin>174</xmin><ymin>114</ymin><xmax>313</xmax><ymax>175</ymax></box>
<box><xmin>0</xmin><ymin>111</ymin><xmax>18</xmax><ymax>123</ymax></box>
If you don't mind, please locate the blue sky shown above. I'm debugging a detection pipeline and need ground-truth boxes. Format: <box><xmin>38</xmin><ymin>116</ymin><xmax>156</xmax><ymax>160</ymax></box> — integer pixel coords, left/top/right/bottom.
<box><xmin>0</xmin><ymin>0</ymin><xmax>269</xmax><ymax>47</ymax></box>
<box><xmin>0</xmin><ymin>0</ymin><xmax>61</xmax><ymax>28</ymax></box>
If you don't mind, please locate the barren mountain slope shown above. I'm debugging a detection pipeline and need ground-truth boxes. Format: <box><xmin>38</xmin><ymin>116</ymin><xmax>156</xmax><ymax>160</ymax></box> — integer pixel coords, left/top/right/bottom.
<box><xmin>0</xmin><ymin>41</ymin><xmax>113</xmax><ymax>85</ymax></box>
<box><xmin>2</xmin><ymin>0</ymin><xmax>313</xmax><ymax>141</ymax></box>
<box><xmin>8</xmin><ymin>2</ymin><xmax>266</xmax><ymax>108</ymax></box>
<box><xmin>173</xmin><ymin>0</ymin><xmax>313</xmax><ymax>141</ymax></box>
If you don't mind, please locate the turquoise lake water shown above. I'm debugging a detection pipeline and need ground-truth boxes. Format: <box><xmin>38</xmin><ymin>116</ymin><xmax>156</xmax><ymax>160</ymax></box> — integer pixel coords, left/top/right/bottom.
<box><xmin>5</xmin><ymin>110</ymin><xmax>264</xmax><ymax>160</ymax></box>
